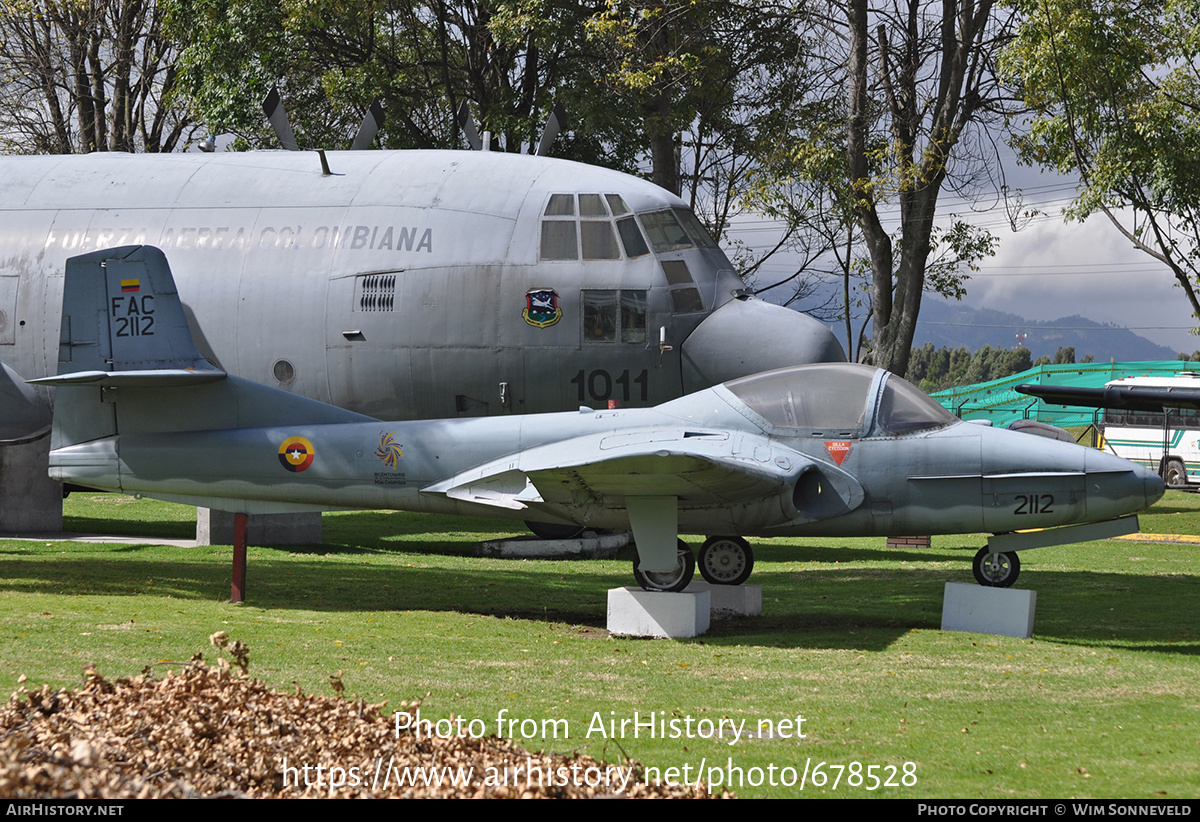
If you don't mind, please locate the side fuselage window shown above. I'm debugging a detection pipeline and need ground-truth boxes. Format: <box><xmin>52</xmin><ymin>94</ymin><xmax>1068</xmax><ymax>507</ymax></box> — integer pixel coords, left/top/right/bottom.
<box><xmin>583</xmin><ymin>289</ymin><xmax>648</xmax><ymax>344</ymax></box>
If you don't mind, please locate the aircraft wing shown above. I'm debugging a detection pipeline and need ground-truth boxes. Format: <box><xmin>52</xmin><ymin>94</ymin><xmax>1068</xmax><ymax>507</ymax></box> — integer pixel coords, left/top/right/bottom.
<box><xmin>1016</xmin><ymin>384</ymin><xmax>1200</xmax><ymax>412</ymax></box>
<box><xmin>422</xmin><ymin>430</ymin><xmax>805</xmax><ymax>511</ymax></box>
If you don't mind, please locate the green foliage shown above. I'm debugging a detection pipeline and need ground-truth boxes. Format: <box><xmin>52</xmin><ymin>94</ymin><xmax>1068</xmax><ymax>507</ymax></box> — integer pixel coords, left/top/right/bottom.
<box><xmin>908</xmin><ymin>343</ymin><xmax>1032</xmax><ymax>392</ymax></box>
<box><xmin>164</xmin><ymin>0</ymin><xmax>642</xmax><ymax>165</ymax></box>
<box><xmin>1002</xmin><ymin>0</ymin><xmax>1200</xmax><ymax>324</ymax></box>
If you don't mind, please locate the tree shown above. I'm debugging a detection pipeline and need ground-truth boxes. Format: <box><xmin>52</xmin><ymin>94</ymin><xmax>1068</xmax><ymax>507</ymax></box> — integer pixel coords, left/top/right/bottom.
<box><xmin>1003</xmin><ymin>0</ymin><xmax>1200</xmax><ymax>325</ymax></box>
<box><xmin>592</xmin><ymin>0</ymin><xmax>1008</xmax><ymax>368</ymax></box>
<box><xmin>0</xmin><ymin>0</ymin><xmax>194</xmax><ymax>153</ymax></box>
<box><xmin>839</xmin><ymin>0</ymin><xmax>1012</xmax><ymax>376</ymax></box>
<box><xmin>907</xmin><ymin>342</ymin><xmax>1032</xmax><ymax>391</ymax></box>
<box><xmin>585</xmin><ymin>0</ymin><xmax>810</xmax><ymax>202</ymax></box>
<box><xmin>167</xmin><ymin>0</ymin><xmax>645</xmax><ymax>165</ymax></box>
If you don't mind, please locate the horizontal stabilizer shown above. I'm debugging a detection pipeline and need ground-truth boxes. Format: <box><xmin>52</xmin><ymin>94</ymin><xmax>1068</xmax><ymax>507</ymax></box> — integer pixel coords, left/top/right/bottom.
<box><xmin>31</xmin><ymin>369</ymin><xmax>226</xmax><ymax>388</ymax></box>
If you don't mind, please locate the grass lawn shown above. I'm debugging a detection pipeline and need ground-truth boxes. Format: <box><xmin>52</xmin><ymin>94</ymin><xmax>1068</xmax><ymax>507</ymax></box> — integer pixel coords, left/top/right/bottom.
<box><xmin>1</xmin><ymin>491</ymin><xmax>1197</xmax><ymax>798</ymax></box>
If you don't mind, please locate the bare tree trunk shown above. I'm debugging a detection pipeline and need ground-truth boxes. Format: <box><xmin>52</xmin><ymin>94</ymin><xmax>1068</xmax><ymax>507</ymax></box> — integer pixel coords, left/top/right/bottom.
<box><xmin>845</xmin><ymin>0</ymin><xmax>1005</xmax><ymax>377</ymax></box>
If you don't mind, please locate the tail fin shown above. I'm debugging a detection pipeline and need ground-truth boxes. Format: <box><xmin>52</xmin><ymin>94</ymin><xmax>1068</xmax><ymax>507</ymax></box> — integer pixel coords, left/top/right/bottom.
<box><xmin>41</xmin><ymin>245</ymin><xmax>224</xmax><ymax>383</ymax></box>
<box><xmin>32</xmin><ymin>246</ymin><xmax>370</xmax><ymax>449</ymax></box>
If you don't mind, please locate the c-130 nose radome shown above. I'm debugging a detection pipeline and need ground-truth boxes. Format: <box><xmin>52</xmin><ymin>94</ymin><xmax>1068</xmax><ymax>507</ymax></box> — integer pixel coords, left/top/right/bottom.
<box><xmin>679</xmin><ymin>298</ymin><xmax>846</xmax><ymax>394</ymax></box>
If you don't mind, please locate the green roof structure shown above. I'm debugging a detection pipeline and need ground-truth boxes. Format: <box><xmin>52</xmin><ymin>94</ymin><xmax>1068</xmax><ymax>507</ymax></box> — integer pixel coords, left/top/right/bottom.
<box><xmin>930</xmin><ymin>361</ymin><xmax>1200</xmax><ymax>428</ymax></box>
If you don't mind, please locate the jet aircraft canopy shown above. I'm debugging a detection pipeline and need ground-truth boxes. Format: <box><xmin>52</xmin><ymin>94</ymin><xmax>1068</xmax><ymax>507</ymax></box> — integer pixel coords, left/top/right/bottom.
<box><xmin>724</xmin><ymin>363</ymin><xmax>957</xmax><ymax>437</ymax></box>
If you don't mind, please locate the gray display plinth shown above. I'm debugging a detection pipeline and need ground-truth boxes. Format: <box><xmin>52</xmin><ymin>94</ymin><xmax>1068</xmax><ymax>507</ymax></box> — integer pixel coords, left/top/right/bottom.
<box><xmin>685</xmin><ymin>582</ymin><xmax>762</xmax><ymax>618</ymax></box>
<box><xmin>0</xmin><ymin>436</ymin><xmax>63</xmax><ymax>533</ymax></box>
<box><xmin>941</xmin><ymin>582</ymin><xmax>1037</xmax><ymax>638</ymax></box>
<box><xmin>607</xmin><ymin>587</ymin><xmax>711</xmax><ymax>638</ymax></box>
<box><xmin>196</xmin><ymin>509</ymin><xmax>322</xmax><ymax>545</ymax></box>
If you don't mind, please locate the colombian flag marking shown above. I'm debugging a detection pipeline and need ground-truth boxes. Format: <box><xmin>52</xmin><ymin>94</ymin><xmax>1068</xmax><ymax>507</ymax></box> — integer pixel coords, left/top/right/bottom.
<box><xmin>120</xmin><ymin>279</ymin><xmax>140</xmax><ymax>293</ymax></box>
<box><xmin>278</xmin><ymin>436</ymin><xmax>315</xmax><ymax>472</ymax></box>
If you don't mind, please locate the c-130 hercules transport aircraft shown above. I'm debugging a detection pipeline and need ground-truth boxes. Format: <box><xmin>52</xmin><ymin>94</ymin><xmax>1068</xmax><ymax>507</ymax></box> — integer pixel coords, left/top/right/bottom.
<box><xmin>0</xmin><ymin>148</ymin><xmax>845</xmax><ymax>531</ymax></box>
<box><xmin>35</xmin><ymin>247</ymin><xmax>1164</xmax><ymax>593</ymax></box>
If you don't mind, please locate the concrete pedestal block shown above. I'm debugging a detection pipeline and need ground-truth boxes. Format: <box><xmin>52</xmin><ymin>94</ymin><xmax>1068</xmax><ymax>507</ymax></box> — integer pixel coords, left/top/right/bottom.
<box><xmin>685</xmin><ymin>582</ymin><xmax>762</xmax><ymax>618</ymax></box>
<box><xmin>607</xmin><ymin>587</ymin><xmax>711</xmax><ymax>638</ymax></box>
<box><xmin>196</xmin><ymin>509</ymin><xmax>322</xmax><ymax>546</ymax></box>
<box><xmin>941</xmin><ymin>581</ymin><xmax>1037</xmax><ymax>638</ymax></box>
<box><xmin>0</xmin><ymin>436</ymin><xmax>63</xmax><ymax>533</ymax></box>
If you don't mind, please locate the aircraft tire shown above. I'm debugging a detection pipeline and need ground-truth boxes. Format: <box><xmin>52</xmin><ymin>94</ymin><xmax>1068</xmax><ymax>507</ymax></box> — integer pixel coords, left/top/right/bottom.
<box><xmin>698</xmin><ymin>536</ymin><xmax>754</xmax><ymax>585</ymax></box>
<box><xmin>633</xmin><ymin>540</ymin><xmax>695</xmax><ymax>592</ymax></box>
<box><xmin>1164</xmin><ymin>459</ymin><xmax>1187</xmax><ymax>487</ymax></box>
<box><xmin>972</xmin><ymin>547</ymin><xmax>1019</xmax><ymax>588</ymax></box>
<box><xmin>524</xmin><ymin>520</ymin><xmax>587</xmax><ymax>540</ymax></box>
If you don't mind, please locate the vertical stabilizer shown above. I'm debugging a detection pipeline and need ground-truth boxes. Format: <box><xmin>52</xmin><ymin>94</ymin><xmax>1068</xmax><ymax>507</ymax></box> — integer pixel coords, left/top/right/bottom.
<box><xmin>56</xmin><ymin>246</ymin><xmax>219</xmax><ymax>377</ymax></box>
<box><xmin>31</xmin><ymin>246</ymin><xmax>370</xmax><ymax>455</ymax></box>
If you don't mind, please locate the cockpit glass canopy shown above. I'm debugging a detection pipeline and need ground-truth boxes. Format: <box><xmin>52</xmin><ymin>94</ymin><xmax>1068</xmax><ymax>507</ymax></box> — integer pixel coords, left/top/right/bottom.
<box><xmin>724</xmin><ymin>363</ymin><xmax>956</xmax><ymax>435</ymax></box>
<box><xmin>877</xmin><ymin>376</ymin><xmax>958</xmax><ymax>433</ymax></box>
<box><xmin>725</xmin><ymin>364</ymin><xmax>874</xmax><ymax>432</ymax></box>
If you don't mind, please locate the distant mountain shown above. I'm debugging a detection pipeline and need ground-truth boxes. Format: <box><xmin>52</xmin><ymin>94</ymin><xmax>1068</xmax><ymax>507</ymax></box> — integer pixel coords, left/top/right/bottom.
<box><xmin>911</xmin><ymin>301</ymin><xmax>1177</xmax><ymax>362</ymax></box>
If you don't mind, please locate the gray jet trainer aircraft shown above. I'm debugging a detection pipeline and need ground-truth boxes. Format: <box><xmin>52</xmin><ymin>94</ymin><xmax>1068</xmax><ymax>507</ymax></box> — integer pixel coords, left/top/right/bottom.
<box><xmin>0</xmin><ymin>149</ymin><xmax>844</xmax><ymax>532</ymax></box>
<box><xmin>34</xmin><ymin>247</ymin><xmax>1164</xmax><ymax>591</ymax></box>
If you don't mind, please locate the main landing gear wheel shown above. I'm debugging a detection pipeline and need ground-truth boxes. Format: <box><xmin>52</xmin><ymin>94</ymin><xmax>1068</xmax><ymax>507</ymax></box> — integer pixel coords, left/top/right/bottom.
<box><xmin>524</xmin><ymin>520</ymin><xmax>586</xmax><ymax>540</ymax></box>
<box><xmin>973</xmin><ymin>547</ymin><xmax>1020</xmax><ymax>588</ymax></box>
<box><xmin>698</xmin><ymin>536</ymin><xmax>754</xmax><ymax>585</ymax></box>
<box><xmin>633</xmin><ymin>539</ymin><xmax>695</xmax><ymax>593</ymax></box>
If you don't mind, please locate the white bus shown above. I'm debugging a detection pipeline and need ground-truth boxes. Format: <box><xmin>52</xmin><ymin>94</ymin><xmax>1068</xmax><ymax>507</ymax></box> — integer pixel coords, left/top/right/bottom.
<box><xmin>1098</xmin><ymin>372</ymin><xmax>1200</xmax><ymax>488</ymax></box>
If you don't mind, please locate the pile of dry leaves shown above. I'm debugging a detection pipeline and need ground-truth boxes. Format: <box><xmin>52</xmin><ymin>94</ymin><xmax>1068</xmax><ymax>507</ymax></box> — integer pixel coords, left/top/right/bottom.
<box><xmin>1</xmin><ymin>634</ymin><xmax>719</xmax><ymax>798</ymax></box>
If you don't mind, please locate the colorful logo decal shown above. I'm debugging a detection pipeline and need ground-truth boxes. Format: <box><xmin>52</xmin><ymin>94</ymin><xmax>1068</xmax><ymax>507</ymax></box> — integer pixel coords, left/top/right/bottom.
<box><xmin>824</xmin><ymin>440</ymin><xmax>852</xmax><ymax>466</ymax></box>
<box><xmin>522</xmin><ymin>288</ymin><xmax>562</xmax><ymax>328</ymax></box>
<box><xmin>278</xmin><ymin>436</ymin><xmax>315</xmax><ymax>472</ymax></box>
<box><xmin>374</xmin><ymin>430</ymin><xmax>404</xmax><ymax>470</ymax></box>
<box><xmin>120</xmin><ymin>279</ymin><xmax>141</xmax><ymax>293</ymax></box>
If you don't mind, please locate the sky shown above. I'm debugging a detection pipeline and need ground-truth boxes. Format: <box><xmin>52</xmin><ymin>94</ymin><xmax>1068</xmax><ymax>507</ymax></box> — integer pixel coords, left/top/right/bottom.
<box><xmin>726</xmin><ymin>164</ymin><xmax>1199</xmax><ymax>356</ymax></box>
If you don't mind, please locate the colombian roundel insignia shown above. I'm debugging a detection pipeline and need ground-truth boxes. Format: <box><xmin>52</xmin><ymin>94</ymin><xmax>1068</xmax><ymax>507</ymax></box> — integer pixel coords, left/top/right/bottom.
<box><xmin>278</xmin><ymin>436</ymin><xmax>315</xmax><ymax>472</ymax></box>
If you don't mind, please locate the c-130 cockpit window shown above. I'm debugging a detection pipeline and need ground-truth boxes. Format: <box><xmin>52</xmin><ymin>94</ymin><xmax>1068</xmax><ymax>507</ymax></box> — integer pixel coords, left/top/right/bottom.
<box><xmin>639</xmin><ymin>208</ymin><xmax>720</xmax><ymax>253</ymax></box>
<box><xmin>540</xmin><ymin>194</ymin><xmax>651</xmax><ymax>261</ymax></box>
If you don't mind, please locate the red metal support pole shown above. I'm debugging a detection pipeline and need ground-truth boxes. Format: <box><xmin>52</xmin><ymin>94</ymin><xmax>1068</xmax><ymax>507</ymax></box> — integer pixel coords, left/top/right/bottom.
<box><xmin>230</xmin><ymin>512</ymin><xmax>247</xmax><ymax>603</ymax></box>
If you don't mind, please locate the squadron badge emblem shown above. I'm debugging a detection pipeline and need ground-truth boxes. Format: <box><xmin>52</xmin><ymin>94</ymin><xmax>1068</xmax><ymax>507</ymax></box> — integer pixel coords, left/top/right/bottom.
<box><xmin>824</xmin><ymin>440</ymin><xmax>852</xmax><ymax>466</ymax></box>
<box><xmin>522</xmin><ymin>288</ymin><xmax>562</xmax><ymax>328</ymax></box>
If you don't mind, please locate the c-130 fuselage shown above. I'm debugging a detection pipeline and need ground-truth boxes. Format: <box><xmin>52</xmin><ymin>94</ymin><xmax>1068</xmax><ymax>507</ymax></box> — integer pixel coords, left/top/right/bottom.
<box><xmin>0</xmin><ymin>148</ymin><xmax>844</xmax><ymax>436</ymax></box>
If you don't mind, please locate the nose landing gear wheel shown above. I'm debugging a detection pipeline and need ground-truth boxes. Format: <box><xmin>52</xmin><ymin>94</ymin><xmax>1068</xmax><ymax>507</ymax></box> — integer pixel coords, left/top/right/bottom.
<box><xmin>973</xmin><ymin>547</ymin><xmax>1020</xmax><ymax>588</ymax></box>
<box><xmin>633</xmin><ymin>540</ymin><xmax>696</xmax><ymax>592</ymax></box>
<box><xmin>698</xmin><ymin>536</ymin><xmax>754</xmax><ymax>585</ymax></box>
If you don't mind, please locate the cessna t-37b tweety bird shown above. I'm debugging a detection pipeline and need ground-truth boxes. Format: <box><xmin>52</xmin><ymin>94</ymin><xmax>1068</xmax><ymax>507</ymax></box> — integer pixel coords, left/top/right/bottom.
<box><xmin>0</xmin><ymin>147</ymin><xmax>843</xmax><ymax>532</ymax></box>
<box><xmin>34</xmin><ymin>247</ymin><xmax>1164</xmax><ymax>591</ymax></box>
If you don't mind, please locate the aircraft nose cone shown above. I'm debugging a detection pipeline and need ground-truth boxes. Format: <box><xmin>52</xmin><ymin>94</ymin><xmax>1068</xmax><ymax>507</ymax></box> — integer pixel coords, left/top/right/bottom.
<box><xmin>680</xmin><ymin>298</ymin><xmax>846</xmax><ymax>393</ymax></box>
<box><xmin>1086</xmin><ymin>449</ymin><xmax>1166</xmax><ymax>519</ymax></box>
<box><xmin>1140</xmin><ymin>461</ymin><xmax>1166</xmax><ymax>508</ymax></box>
